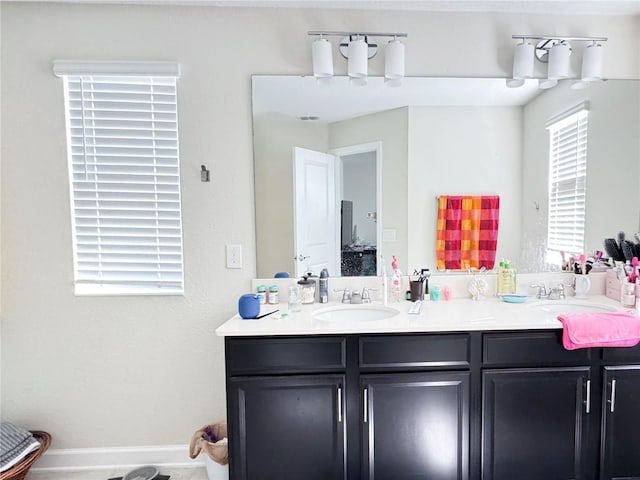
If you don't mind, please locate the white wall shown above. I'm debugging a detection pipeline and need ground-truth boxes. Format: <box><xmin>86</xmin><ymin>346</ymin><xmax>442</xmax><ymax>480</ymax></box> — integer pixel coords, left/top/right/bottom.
<box><xmin>407</xmin><ymin>105</ymin><xmax>523</xmax><ymax>271</ymax></box>
<box><xmin>1</xmin><ymin>2</ymin><xmax>639</xmax><ymax>450</ymax></box>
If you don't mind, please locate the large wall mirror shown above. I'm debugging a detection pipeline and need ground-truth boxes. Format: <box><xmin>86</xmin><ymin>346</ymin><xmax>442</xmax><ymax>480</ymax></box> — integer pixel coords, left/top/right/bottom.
<box><xmin>252</xmin><ymin>76</ymin><xmax>640</xmax><ymax>278</ymax></box>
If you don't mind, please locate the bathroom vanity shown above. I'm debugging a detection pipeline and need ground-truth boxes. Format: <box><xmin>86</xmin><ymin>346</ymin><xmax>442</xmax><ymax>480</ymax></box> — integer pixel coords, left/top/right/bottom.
<box><xmin>216</xmin><ymin>297</ymin><xmax>640</xmax><ymax>480</ymax></box>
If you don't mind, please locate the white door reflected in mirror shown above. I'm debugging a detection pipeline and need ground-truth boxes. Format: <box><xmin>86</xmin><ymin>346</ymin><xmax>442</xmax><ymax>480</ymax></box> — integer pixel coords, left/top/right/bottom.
<box><xmin>293</xmin><ymin>147</ymin><xmax>337</xmax><ymax>277</ymax></box>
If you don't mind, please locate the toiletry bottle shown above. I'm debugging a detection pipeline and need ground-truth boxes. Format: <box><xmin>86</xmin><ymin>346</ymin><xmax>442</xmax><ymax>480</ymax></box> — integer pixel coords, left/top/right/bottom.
<box><xmin>391</xmin><ymin>255</ymin><xmax>402</xmax><ymax>302</ymax></box>
<box><xmin>508</xmin><ymin>262</ymin><xmax>517</xmax><ymax>294</ymax></box>
<box><xmin>256</xmin><ymin>284</ymin><xmax>267</xmax><ymax>304</ymax></box>
<box><xmin>267</xmin><ymin>285</ymin><xmax>279</xmax><ymax>305</ymax></box>
<box><xmin>622</xmin><ymin>280</ymin><xmax>636</xmax><ymax>308</ymax></box>
<box><xmin>319</xmin><ymin>268</ymin><xmax>329</xmax><ymax>303</ymax></box>
<box><xmin>496</xmin><ymin>259</ymin><xmax>505</xmax><ymax>295</ymax></box>
<box><xmin>501</xmin><ymin>260</ymin><xmax>516</xmax><ymax>294</ymax></box>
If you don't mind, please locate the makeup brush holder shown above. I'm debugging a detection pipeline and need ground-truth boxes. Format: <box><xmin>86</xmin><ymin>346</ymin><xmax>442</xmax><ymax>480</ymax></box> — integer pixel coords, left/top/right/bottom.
<box><xmin>574</xmin><ymin>275</ymin><xmax>591</xmax><ymax>299</ymax></box>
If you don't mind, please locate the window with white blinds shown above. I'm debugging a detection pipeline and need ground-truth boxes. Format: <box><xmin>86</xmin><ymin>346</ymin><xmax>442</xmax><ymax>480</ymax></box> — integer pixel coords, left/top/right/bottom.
<box><xmin>58</xmin><ymin>66</ymin><xmax>184</xmax><ymax>295</ymax></box>
<box><xmin>546</xmin><ymin>105</ymin><xmax>589</xmax><ymax>256</ymax></box>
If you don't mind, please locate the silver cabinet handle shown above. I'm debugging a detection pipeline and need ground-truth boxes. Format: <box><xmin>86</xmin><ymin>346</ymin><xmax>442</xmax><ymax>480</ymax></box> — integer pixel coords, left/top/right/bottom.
<box><xmin>585</xmin><ymin>379</ymin><xmax>591</xmax><ymax>414</ymax></box>
<box><xmin>610</xmin><ymin>379</ymin><xmax>617</xmax><ymax>413</ymax></box>
<box><xmin>337</xmin><ymin>387</ymin><xmax>343</xmax><ymax>423</ymax></box>
<box><xmin>363</xmin><ymin>387</ymin><xmax>369</xmax><ymax>423</ymax></box>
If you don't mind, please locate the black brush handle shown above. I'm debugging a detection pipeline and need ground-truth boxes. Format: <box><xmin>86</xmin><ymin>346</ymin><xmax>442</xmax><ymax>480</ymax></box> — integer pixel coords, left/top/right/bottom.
<box><xmin>604</xmin><ymin>238</ymin><xmax>625</xmax><ymax>262</ymax></box>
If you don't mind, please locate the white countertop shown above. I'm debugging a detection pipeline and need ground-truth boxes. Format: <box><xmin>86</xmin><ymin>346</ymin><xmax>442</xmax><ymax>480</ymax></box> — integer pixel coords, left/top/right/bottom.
<box><xmin>215</xmin><ymin>295</ymin><xmax>626</xmax><ymax>337</ymax></box>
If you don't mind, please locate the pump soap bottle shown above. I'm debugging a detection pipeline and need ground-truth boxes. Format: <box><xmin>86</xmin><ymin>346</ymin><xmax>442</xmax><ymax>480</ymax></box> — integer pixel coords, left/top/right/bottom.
<box><xmin>391</xmin><ymin>256</ymin><xmax>403</xmax><ymax>302</ymax></box>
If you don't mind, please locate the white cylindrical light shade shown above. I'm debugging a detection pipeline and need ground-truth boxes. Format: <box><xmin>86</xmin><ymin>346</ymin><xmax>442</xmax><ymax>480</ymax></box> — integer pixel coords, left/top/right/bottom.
<box><xmin>385</xmin><ymin>39</ymin><xmax>405</xmax><ymax>79</ymax></box>
<box><xmin>581</xmin><ymin>43</ymin><xmax>603</xmax><ymax>81</ymax></box>
<box><xmin>348</xmin><ymin>37</ymin><xmax>368</xmax><ymax>78</ymax></box>
<box><xmin>548</xmin><ymin>42</ymin><xmax>571</xmax><ymax>79</ymax></box>
<box><xmin>312</xmin><ymin>38</ymin><xmax>333</xmax><ymax>78</ymax></box>
<box><xmin>513</xmin><ymin>42</ymin><xmax>534</xmax><ymax>79</ymax></box>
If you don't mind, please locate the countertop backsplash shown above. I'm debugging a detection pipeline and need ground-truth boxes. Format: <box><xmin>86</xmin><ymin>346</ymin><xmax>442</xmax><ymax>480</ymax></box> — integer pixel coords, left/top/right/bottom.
<box><xmin>249</xmin><ymin>271</ymin><xmax>606</xmax><ymax>303</ymax></box>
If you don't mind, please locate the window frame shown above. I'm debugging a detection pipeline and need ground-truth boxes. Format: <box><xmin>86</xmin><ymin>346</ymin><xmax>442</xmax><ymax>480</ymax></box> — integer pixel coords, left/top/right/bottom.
<box><xmin>55</xmin><ymin>61</ymin><xmax>184</xmax><ymax>296</ymax></box>
<box><xmin>546</xmin><ymin>102</ymin><xmax>589</xmax><ymax>259</ymax></box>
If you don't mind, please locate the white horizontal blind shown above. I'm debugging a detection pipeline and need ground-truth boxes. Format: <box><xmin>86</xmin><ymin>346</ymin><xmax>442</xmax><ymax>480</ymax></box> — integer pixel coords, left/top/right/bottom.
<box><xmin>62</xmin><ymin>74</ymin><xmax>184</xmax><ymax>294</ymax></box>
<box><xmin>547</xmin><ymin>108</ymin><xmax>588</xmax><ymax>255</ymax></box>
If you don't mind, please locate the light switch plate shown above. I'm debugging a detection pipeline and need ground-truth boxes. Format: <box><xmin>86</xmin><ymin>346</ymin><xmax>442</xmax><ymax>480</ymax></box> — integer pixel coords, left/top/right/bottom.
<box><xmin>226</xmin><ymin>244</ymin><xmax>242</xmax><ymax>269</ymax></box>
<box><xmin>382</xmin><ymin>229</ymin><xmax>397</xmax><ymax>242</ymax></box>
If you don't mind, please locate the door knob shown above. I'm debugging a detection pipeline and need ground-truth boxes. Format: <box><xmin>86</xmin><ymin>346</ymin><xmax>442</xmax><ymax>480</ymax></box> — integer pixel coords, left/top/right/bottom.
<box><xmin>295</xmin><ymin>254</ymin><xmax>311</xmax><ymax>262</ymax></box>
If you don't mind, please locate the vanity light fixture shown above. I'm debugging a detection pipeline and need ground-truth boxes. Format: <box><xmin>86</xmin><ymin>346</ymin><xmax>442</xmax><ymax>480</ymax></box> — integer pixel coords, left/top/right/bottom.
<box><xmin>348</xmin><ymin>35</ymin><xmax>368</xmax><ymax>79</ymax></box>
<box><xmin>507</xmin><ymin>35</ymin><xmax>607</xmax><ymax>89</ymax></box>
<box><xmin>581</xmin><ymin>41</ymin><xmax>604</xmax><ymax>82</ymax></box>
<box><xmin>547</xmin><ymin>41</ymin><xmax>571</xmax><ymax>79</ymax></box>
<box><xmin>512</xmin><ymin>40</ymin><xmax>534</xmax><ymax>80</ymax></box>
<box><xmin>385</xmin><ymin>36</ymin><xmax>405</xmax><ymax>81</ymax></box>
<box><xmin>311</xmin><ymin>35</ymin><xmax>333</xmax><ymax>78</ymax></box>
<box><xmin>308</xmin><ymin>31</ymin><xmax>407</xmax><ymax>84</ymax></box>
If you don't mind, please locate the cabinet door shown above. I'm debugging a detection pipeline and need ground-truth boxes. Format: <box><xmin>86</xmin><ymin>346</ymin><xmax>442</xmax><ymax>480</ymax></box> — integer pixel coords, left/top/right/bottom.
<box><xmin>361</xmin><ymin>372</ymin><xmax>470</xmax><ymax>480</ymax></box>
<box><xmin>482</xmin><ymin>368</ymin><xmax>590</xmax><ymax>480</ymax></box>
<box><xmin>601</xmin><ymin>366</ymin><xmax>640</xmax><ymax>480</ymax></box>
<box><xmin>228</xmin><ymin>374</ymin><xmax>346</xmax><ymax>480</ymax></box>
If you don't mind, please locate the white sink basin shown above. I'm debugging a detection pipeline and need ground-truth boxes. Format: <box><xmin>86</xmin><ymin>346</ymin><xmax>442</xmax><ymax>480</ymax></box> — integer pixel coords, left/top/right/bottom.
<box><xmin>527</xmin><ymin>301</ymin><xmax>618</xmax><ymax>315</ymax></box>
<box><xmin>312</xmin><ymin>304</ymin><xmax>400</xmax><ymax>322</ymax></box>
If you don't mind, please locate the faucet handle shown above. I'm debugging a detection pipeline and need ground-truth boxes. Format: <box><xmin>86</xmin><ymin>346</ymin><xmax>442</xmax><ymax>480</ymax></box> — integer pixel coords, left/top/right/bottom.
<box><xmin>334</xmin><ymin>288</ymin><xmax>351</xmax><ymax>304</ymax></box>
<box><xmin>361</xmin><ymin>287</ymin><xmax>376</xmax><ymax>303</ymax></box>
<box><xmin>552</xmin><ymin>283</ymin><xmax>572</xmax><ymax>299</ymax></box>
<box><xmin>530</xmin><ymin>284</ymin><xmax>547</xmax><ymax>299</ymax></box>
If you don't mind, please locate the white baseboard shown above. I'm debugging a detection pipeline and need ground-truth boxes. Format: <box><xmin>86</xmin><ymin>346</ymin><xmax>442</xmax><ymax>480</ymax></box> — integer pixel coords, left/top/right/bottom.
<box><xmin>31</xmin><ymin>444</ymin><xmax>205</xmax><ymax>472</ymax></box>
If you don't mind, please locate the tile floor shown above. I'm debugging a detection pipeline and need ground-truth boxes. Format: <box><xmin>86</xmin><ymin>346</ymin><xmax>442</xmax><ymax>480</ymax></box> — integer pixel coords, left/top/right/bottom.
<box><xmin>27</xmin><ymin>466</ymin><xmax>210</xmax><ymax>480</ymax></box>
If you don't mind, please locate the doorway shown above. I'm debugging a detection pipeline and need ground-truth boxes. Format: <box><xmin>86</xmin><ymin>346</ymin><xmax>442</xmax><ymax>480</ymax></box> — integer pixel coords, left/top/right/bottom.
<box><xmin>331</xmin><ymin>142</ymin><xmax>382</xmax><ymax>276</ymax></box>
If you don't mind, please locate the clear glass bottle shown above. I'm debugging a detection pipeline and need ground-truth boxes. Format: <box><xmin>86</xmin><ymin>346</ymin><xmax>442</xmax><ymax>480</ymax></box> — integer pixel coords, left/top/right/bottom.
<box><xmin>288</xmin><ymin>284</ymin><xmax>301</xmax><ymax>312</ymax></box>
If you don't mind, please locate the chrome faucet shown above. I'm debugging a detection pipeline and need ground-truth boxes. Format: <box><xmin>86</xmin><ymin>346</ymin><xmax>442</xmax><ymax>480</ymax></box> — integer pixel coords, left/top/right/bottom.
<box><xmin>530</xmin><ymin>283</ymin><xmax>567</xmax><ymax>300</ymax></box>
<box><xmin>335</xmin><ymin>287</ymin><xmax>374</xmax><ymax>304</ymax></box>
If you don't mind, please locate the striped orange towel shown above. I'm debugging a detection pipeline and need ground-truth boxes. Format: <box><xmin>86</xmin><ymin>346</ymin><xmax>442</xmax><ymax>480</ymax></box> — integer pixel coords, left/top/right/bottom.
<box><xmin>436</xmin><ymin>195</ymin><xmax>500</xmax><ymax>271</ymax></box>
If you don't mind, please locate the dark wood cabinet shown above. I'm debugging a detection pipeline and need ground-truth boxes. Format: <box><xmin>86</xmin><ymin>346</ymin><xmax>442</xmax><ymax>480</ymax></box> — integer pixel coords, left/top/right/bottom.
<box><xmin>224</xmin><ymin>331</ymin><xmax>640</xmax><ymax>480</ymax></box>
<box><xmin>362</xmin><ymin>372</ymin><xmax>470</xmax><ymax>480</ymax></box>
<box><xmin>227</xmin><ymin>374</ymin><xmax>346</xmax><ymax>480</ymax></box>
<box><xmin>226</xmin><ymin>334</ymin><xmax>471</xmax><ymax>480</ymax></box>
<box><xmin>600</xmin><ymin>366</ymin><xmax>640</xmax><ymax>480</ymax></box>
<box><xmin>482</xmin><ymin>367</ymin><xmax>590</xmax><ymax>480</ymax></box>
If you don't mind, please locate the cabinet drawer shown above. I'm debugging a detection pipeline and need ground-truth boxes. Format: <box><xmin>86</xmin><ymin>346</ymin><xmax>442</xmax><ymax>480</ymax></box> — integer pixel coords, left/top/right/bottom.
<box><xmin>483</xmin><ymin>331</ymin><xmax>591</xmax><ymax>365</ymax></box>
<box><xmin>359</xmin><ymin>334</ymin><xmax>469</xmax><ymax>369</ymax></box>
<box><xmin>226</xmin><ymin>336</ymin><xmax>346</xmax><ymax>375</ymax></box>
<box><xmin>602</xmin><ymin>343</ymin><xmax>640</xmax><ymax>362</ymax></box>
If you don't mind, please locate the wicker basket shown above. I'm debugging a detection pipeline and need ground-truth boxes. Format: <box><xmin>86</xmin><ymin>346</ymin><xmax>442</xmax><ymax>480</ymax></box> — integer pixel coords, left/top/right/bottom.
<box><xmin>0</xmin><ymin>431</ymin><xmax>52</xmax><ymax>480</ymax></box>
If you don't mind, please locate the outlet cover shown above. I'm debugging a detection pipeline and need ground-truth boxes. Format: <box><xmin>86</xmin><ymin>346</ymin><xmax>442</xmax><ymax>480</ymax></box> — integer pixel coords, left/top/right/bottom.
<box><xmin>226</xmin><ymin>244</ymin><xmax>242</xmax><ymax>269</ymax></box>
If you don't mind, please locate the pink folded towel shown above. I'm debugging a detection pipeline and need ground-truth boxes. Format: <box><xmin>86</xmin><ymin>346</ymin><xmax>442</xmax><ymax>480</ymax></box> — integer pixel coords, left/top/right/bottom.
<box><xmin>558</xmin><ymin>311</ymin><xmax>640</xmax><ymax>350</ymax></box>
